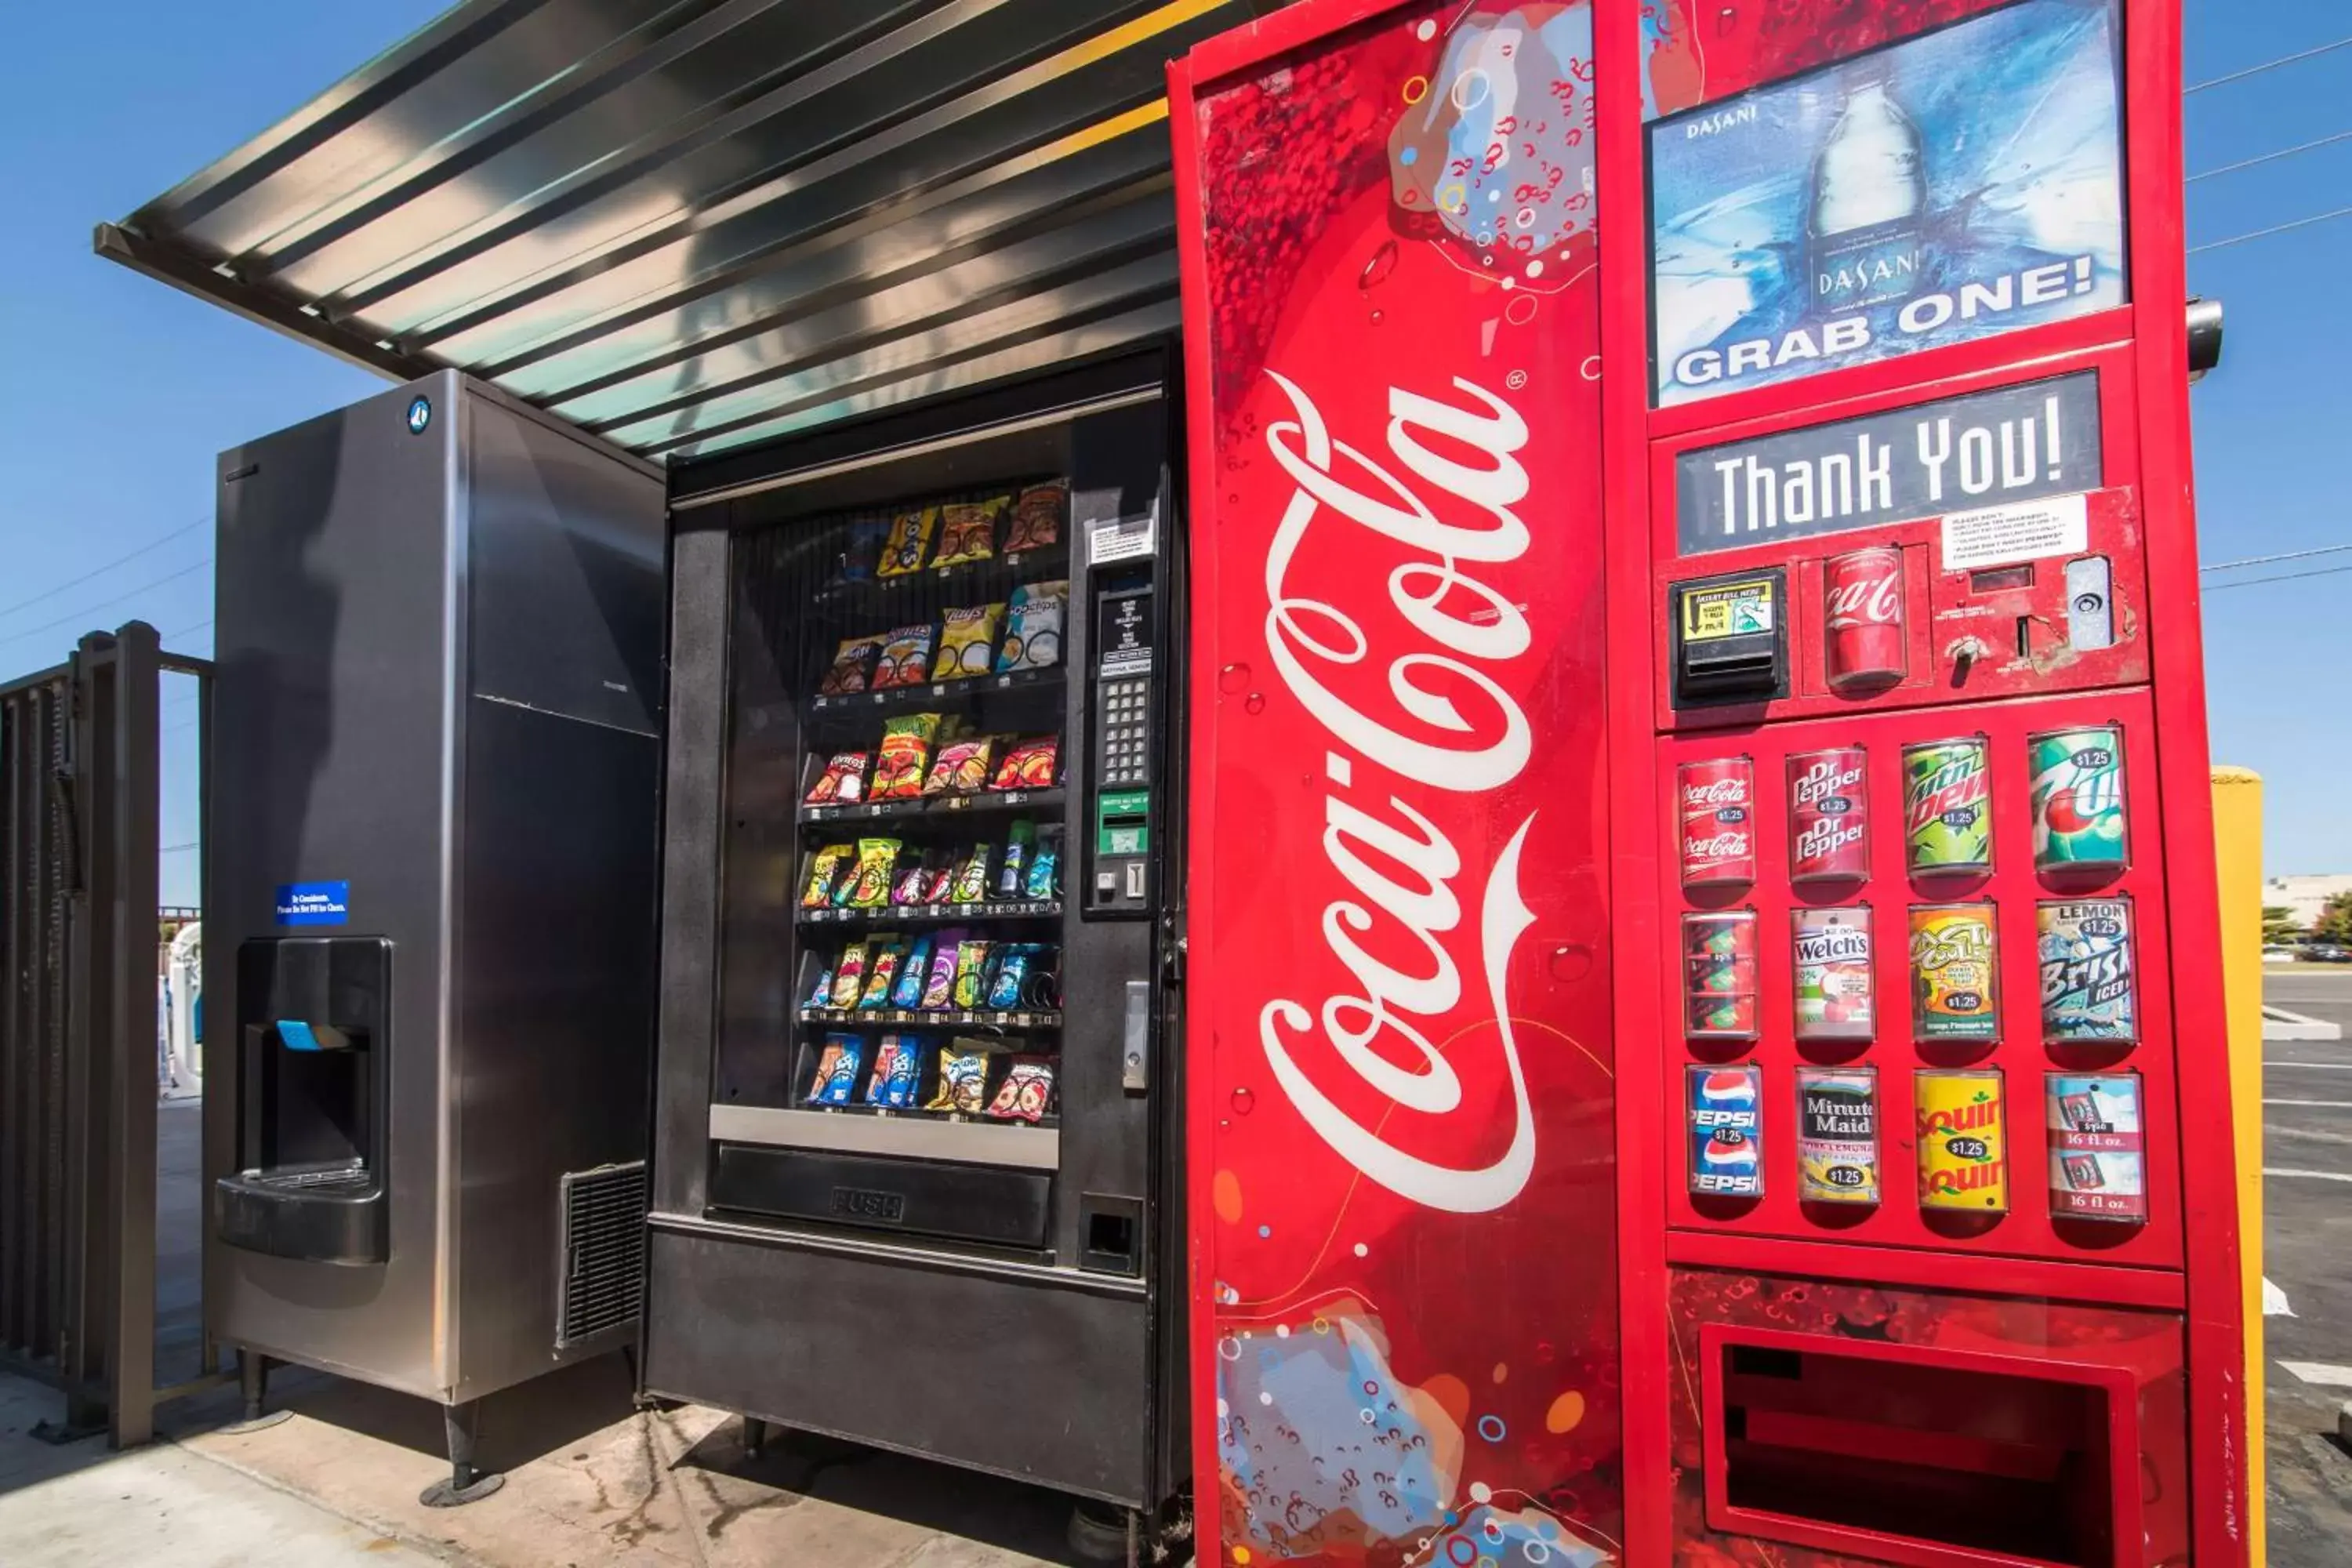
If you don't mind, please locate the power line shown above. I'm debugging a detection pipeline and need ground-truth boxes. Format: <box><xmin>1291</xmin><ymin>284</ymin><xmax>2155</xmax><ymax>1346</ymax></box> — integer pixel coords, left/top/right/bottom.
<box><xmin>2205</xmin><ymin>562</ymin><xmax>2352</xmax><ymax>592</ymax></box>
<box><xmin>2187</xmin><ymin>34</ymin><xmax>2352</xmax><ymax>95</ymax></box>
<box><xmin>2189</xmin><ymin>127</ymin><xmax>2352</xmax><ymax>183</ymax></box>
<box><xmin>0</xmin><ymin>518</ymin><xmax>205</xmax><ymax>622</ymax></box>
<box><xmin>2201</xmin><ymin>544</ymin><xmax>2352</xmax><ymax>573</ymax></box>
<box><xmin>0</xmin><ymin>558</ymin><xmax>212</xmax><ymax>653</ymax></box>
<box><xmin>163</xmin><ymin>619</ymin><xmax>212</xmax><ymax>641</ymax></box>
<box><xmin>2189</xmin><ymin>203</ymin><xmax>2352</xmax><ymax>255</ymax></box>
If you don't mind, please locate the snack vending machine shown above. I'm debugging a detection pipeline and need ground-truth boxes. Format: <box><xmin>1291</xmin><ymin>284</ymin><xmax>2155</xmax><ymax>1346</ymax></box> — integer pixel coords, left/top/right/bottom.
<box><xmin>1174</xmin><ymin>1</ymin><xmax>2242</xmax><ymax>1566</ymax></box>
<box><xmin>641</xmin><ymin>356</ymin><xmax>1191</xmax><ymax>1518</ymax></box>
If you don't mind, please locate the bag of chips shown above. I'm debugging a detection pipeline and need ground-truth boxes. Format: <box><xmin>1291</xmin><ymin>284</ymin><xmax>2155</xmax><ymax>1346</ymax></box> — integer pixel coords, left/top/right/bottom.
<box><xmin>986</xmin><ymin>945</ymin><xmax>1033</xmax><ymax>1011</ymax></box>
<box><xmin>805</xmin><ymin>954</ymin><xmax>837</xmax><ymax>1010</ymax></box>
<box><xmin>991</xmin><ymin>735</ymin><xmax>1059</xmax><ymax>791</ymax></box>
<box><xmin>811</xmin><ymin>1035</ymin><xmax>863</xmax><ymax>1105</ymax></box>
<box><xmin>840</xmin><ymin>839</ymin><xmax>901</xmax><ymax>908</ymax></box>
<box><xmin>949</xmin><ymin>844</ymin><xmax>993</xmax><ymax>906</ymax></box>
<box><xmin>924</xmin><ymin>1047</ymin><xmax>991</xmax><ymax>1115</ymax></box>
<box><xmin>818</xmin><ymin>634</ymin><xmax>885</xmax><ymax>697</ymax></box>
<box><xmin>986</xmin><ymin>1055</ymin><xmax>1057</xmax><ymax>1122</ymax></box>
<box><xmin>839</xmin><ymin>518</ymin><xmax>889</xmax><ymax>583</ymax></box>
<box><xmin>805</xmin><ymin>750</ymin><xmax>869</xmax><ymax>805</ymax></box>
<box><xmin>951</xmin><ymin>940</ymin><xmax>994</xmax><ymax>1010</ymax></box>
<box><xmin>996</xmin><ymin>580</ymin><xmax>1066</xmax><ymax>673</ymax></box>
<box><xmin>931</xmin><ymin>603</ymin><xmax>1004</xmax><ymax>682</ymax></box>
<box><xmin>920</xmin><ymin>930</ymin><xmax>964</xmax><ymax>1009</ymax></box>
<box><xmin>873</xmin><ymin>713</ymin><xmax>942</xmax><ymax>800</ymax></box>
<box><xmin>801</xmin><ymin>844</ymin><xmax>854</xmax><ymax>908</ymax></box>
<box><xmin>873</xmin><ymin>623</ymin><xmax>936</xmax><ymax>690</ymax></box>
<box><xmin>920</xmin><ymin>859</ymin><xmax>957</xmax><ymax>904</ymax></box>
<box><xmin>829</xmin><ymin>942</ymin><xmax>868</xmax><ymax>1008</ymax></box>
<box><xmin>866</xmin><ymin>1034</ymin><xmax>924</xmax><ymax>1108</ymax></box>
<box><xmin>858</xmin><ymin>938</ymin><xmax>905</xmax><ymax>1008</ymax></box>
<box><xmin>1024</xmin><ymin>830</ymin><xmax>1060</xmax><ymax>902</ymax></box>
<box><xmin>1004</xmin><ymin>481</ymin><xmax>1065</xmax><ymax>554</ymax></box>
<box><xmin>996</xmin><ymin>821</ymin><xmax>1036</xmax><ymax>900</ymax></box>
<box><xmin>891</xmin><ymin>935</ymin><xmax>933</xmax><ymax>1010</ymax></box>
<box><xmin>877</xmin><ymin>507</ymin><xmax>936</xmax><ymax>577</ymax></box>
<box><xmin>931</xmin><ymin>495</ymin><xmax>1007</xmax><ymax>567</ymax></box>
<box><xmin>923</xmin><ymin>735</ymin><xmax>996</xmax><ymax>796</ymax></box>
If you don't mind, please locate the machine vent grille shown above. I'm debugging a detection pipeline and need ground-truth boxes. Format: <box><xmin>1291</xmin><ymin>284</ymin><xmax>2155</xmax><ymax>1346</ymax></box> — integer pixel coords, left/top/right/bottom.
<box><xmin>556</xmin><ymin>1161</ymin><xmax>647</xmax><ymax>1351</ymax></box>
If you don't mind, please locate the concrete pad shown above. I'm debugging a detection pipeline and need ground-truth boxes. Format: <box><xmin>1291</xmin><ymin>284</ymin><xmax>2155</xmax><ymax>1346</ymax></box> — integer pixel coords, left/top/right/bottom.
<box><xmin>0</xmin><ymin>1376</ymin><xmax>439</xmax><ymax>1566</ymax></box>
<box><xmin>158</xmin><ymin>1352</ymin><xmax>1090</xmax><ymax>1568</ymax></box>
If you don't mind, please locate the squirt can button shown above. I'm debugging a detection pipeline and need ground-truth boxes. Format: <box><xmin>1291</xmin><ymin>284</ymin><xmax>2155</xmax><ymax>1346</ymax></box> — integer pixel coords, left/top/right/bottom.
<box><xmin>1687</xmin><ymin>1062</ymin><xmax>1763</xmax><ymax>1198</ymax></box>
<box><xmin>1916</xmin><ymin>1068</ymin><xmax>2008</xmax><ymax>1212</ymax></box>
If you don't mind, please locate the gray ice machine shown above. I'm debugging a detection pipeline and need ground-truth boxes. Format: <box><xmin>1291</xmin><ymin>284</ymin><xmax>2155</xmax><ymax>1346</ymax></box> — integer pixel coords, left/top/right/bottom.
<box><xmin>207</xmin><ymin>372</ymin><xmax>664</xmax><ymax>1502</ymax></box>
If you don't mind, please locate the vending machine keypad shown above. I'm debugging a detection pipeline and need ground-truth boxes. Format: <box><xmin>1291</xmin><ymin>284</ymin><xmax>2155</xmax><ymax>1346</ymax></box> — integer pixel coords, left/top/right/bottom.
<box><xmin>1098</xmin><ymin>677</ymin><xmax>1154</xmax><ymax>786</ymax></box>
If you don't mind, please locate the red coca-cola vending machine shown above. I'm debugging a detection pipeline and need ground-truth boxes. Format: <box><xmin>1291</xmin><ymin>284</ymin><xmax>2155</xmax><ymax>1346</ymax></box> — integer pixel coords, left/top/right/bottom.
<box><xmin>1171</xmin><ymin>2</ymin><xmax>2243</xmax><ymax>1566</ymax></box>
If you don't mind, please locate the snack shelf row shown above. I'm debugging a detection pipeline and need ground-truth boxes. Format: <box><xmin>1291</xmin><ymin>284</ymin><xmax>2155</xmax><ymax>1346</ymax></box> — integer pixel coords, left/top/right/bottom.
<box><xmin>708</xmin><ymin>1103</ymin><xmax>1061</xmax><ymax>1172</ymax></box>
<box><xmin>809</xmin><ymin>664</ymin><xmax>1064</xmax><ymax>716</ymax></box>
<box><xmin>797</xmin><ymin>899</ymin><xmax>1062</xmax><ymax>928</ymax></box>
<box><xmin>799</xmin><ymin>786</ymin><xmax>1063</xmax><ymax>827</ymax></box>
<box><xmin>797</xmin><ymin>1006</ymin><xmax>1062</xmax><ymax>1030</ymax></box>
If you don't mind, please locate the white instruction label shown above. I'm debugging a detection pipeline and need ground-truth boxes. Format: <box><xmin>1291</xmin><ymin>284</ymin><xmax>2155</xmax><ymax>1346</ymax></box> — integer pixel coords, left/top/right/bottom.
<box><xmin>1940</xmin><ymin>492</ymin><xmax>2089</xmax><ymax>572</ymax></box>
<box><xmin>1088</xmin><ymin>503</ymin><xmax>1158</xmax><ymax>565</ymax></box>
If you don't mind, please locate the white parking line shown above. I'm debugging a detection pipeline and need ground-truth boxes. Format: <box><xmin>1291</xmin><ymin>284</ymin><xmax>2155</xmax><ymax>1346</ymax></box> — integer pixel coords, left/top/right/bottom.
<box><xmin>2267</xmin><ymin>1099</ymin><xmax>2352</xmax><ymax>1109</ymax></box>
<box><xmin>2265</xmin><ymin>1167</ymin><xmax>2352</xmax><ymax>1182</ymax></box>
<box><xmin>2265</xmin><ymin>1062</ymin><xmax>2352</xmax><ymax>1070</ymax></box>
<box><xmin>2279</xmin><ymin>1361</ymin><xmax>2352</xmax><ymax>1388</ymax></box>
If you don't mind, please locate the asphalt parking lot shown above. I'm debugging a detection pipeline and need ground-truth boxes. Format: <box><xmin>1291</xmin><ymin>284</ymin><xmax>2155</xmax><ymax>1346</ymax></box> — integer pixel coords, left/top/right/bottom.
<box><xmin>2260</xmin><ymin>966</ymin><xmax>2352</xmax><ymax>1566</ymax></box>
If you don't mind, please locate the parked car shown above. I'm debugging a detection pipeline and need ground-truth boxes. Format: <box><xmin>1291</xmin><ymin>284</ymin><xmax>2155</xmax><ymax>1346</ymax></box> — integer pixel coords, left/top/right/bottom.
<box><xmin>2264</xmin><ymin>946</ymin><xmax>2299</xmax><ymax>963</ymax></box>
<box><xmin>2305</xmin><ymin>944</ymin><xmax>2352</xmax><ymax>964</ymax></box>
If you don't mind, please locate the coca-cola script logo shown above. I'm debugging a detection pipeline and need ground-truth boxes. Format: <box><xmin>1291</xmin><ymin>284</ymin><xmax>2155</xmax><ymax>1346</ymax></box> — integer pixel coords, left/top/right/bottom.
<box><xmin>1254</xmin><ymin>367</ymin><xmax>1540</xmax><ymax>1215</ymax></box>
<box><xmin>1825</xmin><ymin>568</ymin><xmax>1901</xmax><ymax>628</ymax></box>
<box><xmin>1682</xmin><ymin>777</ymin><xmax>1750</xmax><ymax>809</ymax></box>
<box><xmin>1686</xmin><ymin>830</ymin><xmax>1751</xmax><ymax>861</ymax></box>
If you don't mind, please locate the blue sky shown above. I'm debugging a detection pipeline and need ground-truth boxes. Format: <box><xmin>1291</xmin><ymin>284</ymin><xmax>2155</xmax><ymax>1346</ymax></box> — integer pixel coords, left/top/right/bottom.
<box><xmin>0</xmin><ymin>2</ymin><xmax>2344</xmax><ymax>905</ymax></box>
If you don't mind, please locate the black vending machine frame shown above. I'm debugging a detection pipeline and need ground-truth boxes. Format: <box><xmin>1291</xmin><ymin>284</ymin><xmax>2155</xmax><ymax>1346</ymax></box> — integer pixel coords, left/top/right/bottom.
<box><xmin>641</xmin><ymin>347</ymin><xmax>1191</xmax><ymax>1514</ymax></box>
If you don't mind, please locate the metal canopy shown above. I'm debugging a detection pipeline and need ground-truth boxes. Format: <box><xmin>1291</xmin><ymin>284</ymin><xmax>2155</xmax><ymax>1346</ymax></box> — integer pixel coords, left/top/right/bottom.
<box><xmin>98</xmin><ymin>0</ymin><xmax>1269</xmax><ymax>466</ymax></box>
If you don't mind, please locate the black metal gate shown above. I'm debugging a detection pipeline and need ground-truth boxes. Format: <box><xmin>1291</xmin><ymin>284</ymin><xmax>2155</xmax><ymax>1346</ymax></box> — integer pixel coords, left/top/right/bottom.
<box><xmin>1</xmin><ymin>621</ymin><xmax>212</xmax><ymax>1445</ymax></box>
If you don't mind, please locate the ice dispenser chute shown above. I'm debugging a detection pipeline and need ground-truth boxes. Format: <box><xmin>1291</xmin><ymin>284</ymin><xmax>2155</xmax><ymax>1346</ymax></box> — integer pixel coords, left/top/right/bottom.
<box><xmin>214</xmin><ymin>937</ymin><xmax>392</xmax><ymax>1265</ymax></box>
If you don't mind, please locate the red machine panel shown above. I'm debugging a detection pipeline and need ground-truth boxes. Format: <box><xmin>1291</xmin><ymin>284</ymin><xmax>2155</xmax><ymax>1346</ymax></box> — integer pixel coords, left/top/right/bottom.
<box><xmin>1174</xmin><ymin>6</ymin><xmax>1624</xmax><ymax>1567</ymax></box>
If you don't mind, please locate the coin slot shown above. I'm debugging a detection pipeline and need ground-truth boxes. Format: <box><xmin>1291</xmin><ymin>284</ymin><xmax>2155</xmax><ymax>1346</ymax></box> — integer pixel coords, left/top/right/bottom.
<box><xmin>1969</xmin><ymin>564</ymin><xmax>2034</xmax><ymax>592</ymax></box>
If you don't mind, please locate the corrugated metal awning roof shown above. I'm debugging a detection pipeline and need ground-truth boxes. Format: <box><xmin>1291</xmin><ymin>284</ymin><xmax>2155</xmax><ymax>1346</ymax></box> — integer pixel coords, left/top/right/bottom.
<box><xmin>98</xmin><ymin>0</ymin><xmax>1269</xmax><ymax>465</ymax></box>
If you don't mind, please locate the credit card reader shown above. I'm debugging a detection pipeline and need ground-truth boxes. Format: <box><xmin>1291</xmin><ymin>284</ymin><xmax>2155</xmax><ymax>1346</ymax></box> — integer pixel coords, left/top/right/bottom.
<box><xmin>1089</xmin><ymin>575</ymin><xmax>1156</xmax><ymax>916</ymax></box>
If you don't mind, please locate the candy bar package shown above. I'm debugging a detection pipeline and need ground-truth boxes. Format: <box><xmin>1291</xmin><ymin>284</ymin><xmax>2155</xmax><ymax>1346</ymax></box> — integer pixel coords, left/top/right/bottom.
<box><xmin>804</xmin><ymin>750</ymin><xmax>869</xmax><ymax>805</ymax></box>
<box><xmin>889</xmin><ymin>852</ymin><xmax>931</xmax><ymax>906</ymax></box>
<box><xmin>858</xmin><ymin>938</ymin><xmax>905</xmax><ymax>1009</ymax></box>
<box><xmin>991</xmin><ymin>735</ymin><xmax>1059</xmax><ymax>791</ymax></box>
<box><xmin>810</xmin><ymin>1035</ymin><xmax>862</xmax><ymax>1106</ymax></box>
<box><xmin>873</xmin><ymin>623</ymin><xmax>936</xmax><ymax>690</ymax></box>
<box><xmin>949</xmin><ymin>843</ymin><xmax>993</xmax><ymax>905</ymax></box>
<box><xmin>924</xmin><ymin>1047</ymin><xmax>990</xmax><ymax>1114</ymax></box>
<box><xmin>931</xmin><ymin>603</ymin><xmax>1004</xmax><ymax>682</ymax></box>
<box><xmin>1024</xmin><ymin>830</ymin><xmax>1061</xmax><ymax>901</ymax></box>
<box><xmin>986</xmin><ymin>1055</ymin><xmax>1057</xmax><ymax>1123</ymax></box>
<box><xmin>800</xmin><ymin>844</ymin><xmax>854</xmax><ymax>908</ymax></box>
<box><xmin>920</xmin><ymin>858</ymin><xmax>957</xmax><ymax>904</ymax></box>
<box><xmin>867</xmin><ymin>1034</ymin><xmax>924</xmax><ymax>1109</ymax></box>
<box><xmin>877</xmin><ymin>506</ymin><xmax>936</xmax><ymax>577</ymax></box>
<box><xmin>873</xmin><ymin>713</ymin><xmax>942</xmax><ymax>800</ymax></box>
<box><xmin>996</xmin><ymin>580</ymin><xmax>1066</xmax><ymax>673</ymax></box>
<box><xmin>840</xmin><ymin>838</ymin><xmax>901</xmax><ymax>908</ymax></box>
<box><xmin>838</xmin><ymin>519</ymin><xmax>888</xmax><ymax>583</ymax></box>
<box><xmin>920</xmin><ymin>930</ymin><xmax>965</xmax><ymax>1010</ymax></box>
<box><xmin>829</xmin><ymin>942</ymin><xmax>869</xmax><ymax>1009</ymax></box>
<box><xmin>951</xmin><ymin>939</ymin><xmax>994</xmax><ymax>1011</ymax></box>
<box><xmin>891</xmin><ymin>935</ymin><xmax>933</xmax><ymax>1010</ymax></box>
<box><xmin>805</xmin><ymin>954</ymin><xmax>837</xmax><ymax>1010</ymax></box>
<box><xmin>997</xmin><ymin>820</ymin><xmax>1036</xmax><ymax>900</ymax></box>
<box><xmin>931</xmin><ymin>495</ymin><xmax>1007</xmax><ymax>568</ymax></box>
<box><xmin>924</xmin><ymin>735</ymin><xmax>996</xmax><ymax>796</ymax></box>
<box><xmin>986</xmin><ymin>945</ymin><xmax>1033</xmax><ymax>1011</ymax></box>
<box><xmin>1004</xmin><ymin>480</ymin><xmax>1065</xmax><ymax>554</ymax></box>
<box><xmin>818</xmin><ymin>634</ymin><xmax>884</xmax><ymax>697</ymax></box>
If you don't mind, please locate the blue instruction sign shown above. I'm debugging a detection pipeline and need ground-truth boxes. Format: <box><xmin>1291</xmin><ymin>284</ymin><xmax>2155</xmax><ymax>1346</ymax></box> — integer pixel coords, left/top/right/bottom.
<box><xmin>276</xmin><ymin>881</ymin><xmax>350</xmax><ymax>926</ymax></box>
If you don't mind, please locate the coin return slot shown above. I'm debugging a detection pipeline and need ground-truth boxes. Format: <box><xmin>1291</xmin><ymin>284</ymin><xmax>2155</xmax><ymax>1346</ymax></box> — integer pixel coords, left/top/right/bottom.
<box><xmin>1080</xmin><ymin>1194</ymin><xmax>1142</xmax><ymax>1276</ymax></box>
<box><xmin>1704</xmin><ymin>1329</ymin><xmax>2132</xmax><ymax>1568</ymax></box>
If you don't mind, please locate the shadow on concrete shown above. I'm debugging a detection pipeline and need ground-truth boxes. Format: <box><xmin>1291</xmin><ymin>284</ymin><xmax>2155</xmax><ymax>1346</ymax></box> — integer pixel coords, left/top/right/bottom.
<box><xmin>0</xmin><ymin>1377</ymin><xmax>136</xmax><ymax>1501</ymax></box>
<box><xmin>674</xmin><ymin>1415</ymin><xmax>1091</xmax><ymax>1566</ymax></box>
